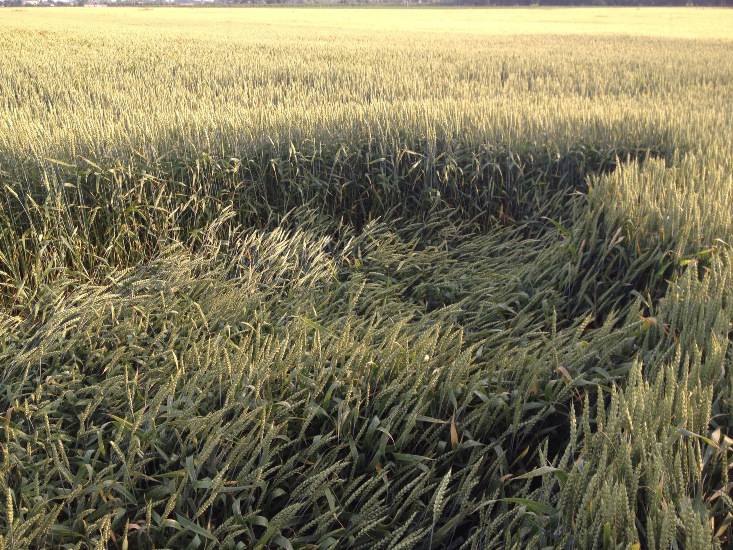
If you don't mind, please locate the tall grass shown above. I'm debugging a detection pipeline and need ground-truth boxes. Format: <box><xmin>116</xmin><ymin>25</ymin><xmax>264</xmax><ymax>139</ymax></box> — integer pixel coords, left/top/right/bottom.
<box><xmin>0</xmin><ymin>7</ymin><xmax>732</xmax><ymax>549</ymax></box>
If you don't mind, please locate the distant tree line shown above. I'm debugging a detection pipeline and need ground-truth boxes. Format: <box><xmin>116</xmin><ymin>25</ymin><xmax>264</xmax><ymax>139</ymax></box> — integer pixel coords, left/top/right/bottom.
<box><xmin>5</xmin><ymin>0</ymin><xmax>732</xmax><ymax>6</ymax></box>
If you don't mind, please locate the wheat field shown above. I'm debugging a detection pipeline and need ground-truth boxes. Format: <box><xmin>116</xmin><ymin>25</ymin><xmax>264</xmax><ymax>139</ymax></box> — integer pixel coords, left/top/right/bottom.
<box><xmin>0</xmin><ymin>7</ymin><xmax>732</xmax><ymax>549</ymax></box>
